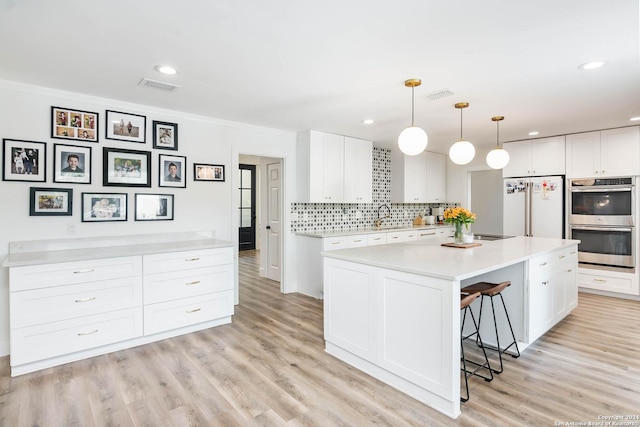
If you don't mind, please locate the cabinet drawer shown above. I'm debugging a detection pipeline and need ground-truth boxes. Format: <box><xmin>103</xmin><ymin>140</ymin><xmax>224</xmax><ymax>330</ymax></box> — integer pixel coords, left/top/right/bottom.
<box><xmin>530</xmin><ymin>246</ymin><xmax>578</xmax><ymax>275</ymax></box>
<box><xmin>416</xmin><ymin>229</ymin><xmax>438</xmax><ymax>240</ymax></box>
<box><xmin>345</xmin><ymin>235</ymin><xmax>368</xmax><ymax>248</ymax></box>
<box><xmin>10</xmin><ymin>276</ymin><xmax>142</xmax><ymax>328</ymax></box>
<box><xmin>144</xmin><ymin>290</ymin><xmax>234</xmax><ymax>335</ymax></box>
<box><xmin>9</xmin><ymin>256</ymin><xmax>142</xmax><ymax>291</ymax></box>
<box><xmin>323</xmin><ymin>237</ymin><xmax>346</xmax><ymax>251</ymax></box>
<box><xmin>367</xmin><ymin>233</ymin><xmax>387</xmax><ymax>246</ymax></box>
<box><xmin>578</xmin><ymin>272</ymin><xmax>638</xmax><ymax>294</ymax></box>
<box><xmin>143</xmin><ymin>248</ymin><xmax>232</xmax><ymax>274</ymax></box>
<box><xmin>144</xmin><ymin>264</ymin><xmax>233</xmax><ymax>304</ymax></box>
<box><xmin>386</xmin><ymin>231</ymin><xmax>404</xmax><ymax>244</ymax></box>
<box><xmin>10</xmin><ymin>308</ymin><xmax>143</xmax><ymax>366</ymax></box>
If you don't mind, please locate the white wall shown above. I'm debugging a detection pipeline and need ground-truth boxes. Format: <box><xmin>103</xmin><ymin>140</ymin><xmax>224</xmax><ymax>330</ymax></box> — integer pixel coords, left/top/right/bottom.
<box><xmin>0</xmin><ymin>80</ymin><xmax>297</xmax><ymax>356</ymax></box>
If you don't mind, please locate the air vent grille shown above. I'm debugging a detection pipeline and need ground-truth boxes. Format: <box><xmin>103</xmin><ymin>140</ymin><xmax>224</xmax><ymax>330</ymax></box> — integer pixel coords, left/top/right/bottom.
<box><xmin>138</xmin><ymin>78</ymin><xmax>180</xmax><ymax>92</ymax></box>
<box><xmin>426</xmin><ymin>88</ymin><xmax>454</xmax><ymax>100</ymax></box>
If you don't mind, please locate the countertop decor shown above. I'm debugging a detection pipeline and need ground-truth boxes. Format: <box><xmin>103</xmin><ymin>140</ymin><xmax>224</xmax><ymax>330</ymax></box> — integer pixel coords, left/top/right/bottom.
<box><xmin>444</xmin><ymin>206</ymin><xmax>476</xmax><ymax>244</ymax></box>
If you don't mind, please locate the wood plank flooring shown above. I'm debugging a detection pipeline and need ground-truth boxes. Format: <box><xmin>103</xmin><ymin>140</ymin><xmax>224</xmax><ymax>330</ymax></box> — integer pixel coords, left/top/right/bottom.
<box><xmin>1</xmin><ymin>250</ymin><xmax>639</xmax><ymax>426</ymax></box>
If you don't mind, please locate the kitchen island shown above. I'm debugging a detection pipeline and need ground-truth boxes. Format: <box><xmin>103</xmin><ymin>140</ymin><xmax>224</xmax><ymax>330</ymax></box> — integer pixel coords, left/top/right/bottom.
<box><xmin>322</xmin><ymin>235</ymin><xmax>579</xmax><ymax>419</ymax></box>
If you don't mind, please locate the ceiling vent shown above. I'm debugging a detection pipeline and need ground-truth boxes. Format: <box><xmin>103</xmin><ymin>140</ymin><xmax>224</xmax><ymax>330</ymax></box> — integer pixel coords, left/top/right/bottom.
<box><xmin>426</xmin><ymin>88</ymin><xmax>454</xmax><ymax>101</ymax></box>
<box><xmin>138</xmin><ymin>78</ymin><xmax>180</xmax><ymax>92</ymax></box>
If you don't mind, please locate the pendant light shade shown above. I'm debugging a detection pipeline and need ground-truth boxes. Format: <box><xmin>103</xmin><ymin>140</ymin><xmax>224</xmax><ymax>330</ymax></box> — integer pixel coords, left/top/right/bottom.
<box><xmin>486</xmin><ymin>116</ymin><xmax>510</xmax><ymax>169</ymax></box>
<box><xmin>448</xmin><ymin>102</ymin><xmax>475</xmax><ymax>165</ymax></box>
<box><xmin>398</xmin><ymin>79</ymin><xmax>428</xmax><ymax>156</ymax></box>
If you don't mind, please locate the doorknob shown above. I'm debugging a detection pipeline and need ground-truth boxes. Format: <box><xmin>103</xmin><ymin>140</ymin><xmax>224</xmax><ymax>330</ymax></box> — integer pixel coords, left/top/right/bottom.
<box><xmin>266</xmin><ymin>225</ymin><xmax>271</xmax><ymax>229</ymax></box>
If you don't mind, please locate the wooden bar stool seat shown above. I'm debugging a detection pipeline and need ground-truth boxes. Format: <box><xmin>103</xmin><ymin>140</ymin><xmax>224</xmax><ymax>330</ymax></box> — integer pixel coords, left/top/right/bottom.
<box><xmin>461</xmin><ymin>281</ymin><xmax>521</xmax><ymax>374</ymax></box>
<box><xmin>460</xmin><ymin>292</ymin><xmax>493</xmax><ymax>402</ymax></box>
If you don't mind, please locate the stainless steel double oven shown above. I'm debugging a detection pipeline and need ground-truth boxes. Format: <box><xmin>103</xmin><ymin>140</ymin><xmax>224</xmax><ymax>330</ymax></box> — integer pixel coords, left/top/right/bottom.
<box><xmin>568</xmin><ymin>177</ymin><xmax>635</xmax><ymax>268</ymax></box>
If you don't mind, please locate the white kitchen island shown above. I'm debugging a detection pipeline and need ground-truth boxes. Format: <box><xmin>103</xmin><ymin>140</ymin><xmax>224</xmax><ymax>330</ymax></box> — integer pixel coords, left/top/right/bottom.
<box><xmin>322</xmin><ymin>235</ymin><xmax>579</xmax><ymax>419</ymax></box>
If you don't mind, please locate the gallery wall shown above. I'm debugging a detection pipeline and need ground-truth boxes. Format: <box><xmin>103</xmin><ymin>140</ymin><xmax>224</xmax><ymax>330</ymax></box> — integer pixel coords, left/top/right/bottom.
<box><xmin>0</xmin><ymin>80</ymin><xmax>297</xmax><ymax>356</ymax></box>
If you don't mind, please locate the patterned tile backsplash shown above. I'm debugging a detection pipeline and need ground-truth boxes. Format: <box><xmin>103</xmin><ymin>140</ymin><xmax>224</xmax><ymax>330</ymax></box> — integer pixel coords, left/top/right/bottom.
<box><xmin>291</xmin><ymin>147</ymin><xmax>459</xmax><ymax>233</ymax></box>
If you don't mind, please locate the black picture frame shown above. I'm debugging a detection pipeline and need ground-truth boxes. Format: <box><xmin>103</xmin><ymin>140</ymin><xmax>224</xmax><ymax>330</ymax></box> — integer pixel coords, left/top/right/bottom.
<box><xmin>134</xmin><ymin>193</ymin><xmax>174</xmax><ymax>221</ymax></box>
<box><xmin>54</xmin><ymin>144</ymin><xmax>91</xmax><ymax>184</ymax></box>
<box><xmin>81</xmin><ymin>192</ymin><xmax>128</xmax><ymax>222</ymax></box>
<box><xmin>102</xmin><ymin>147</ymin><xmax>151</xmax><ymax>187</ymax></box>
<box><xmin>193</xmin><ymin>163</ymin><xmax>225</xmax><ymax>182</ymax></box>
<box><xmin>105</xmin><ymin>110</ymin><xmax>147</xmax><ymax>143</ymax></box>
<box><xmin>29</xmin><ymin>187</ymin><xmax>73</xmax><ymax>216</ymax></box>
<box><xmin>51</xmin><ymin>106</ymin><xmax>99</xmax><ymax>142</ymax></box>
<box><xmin>3</xmin><ymin>139</ymin><xmax>46</xmax><ymax>182</ymax></box>
<box><xmin>152</xmin><ymin>121</ymin><xmax>178</xmax><ymax>150</ymax></box>
<box><xmin>159</xmin><ymin>154</ymin><xmax>187</xmax><ymax>188</ymax></box>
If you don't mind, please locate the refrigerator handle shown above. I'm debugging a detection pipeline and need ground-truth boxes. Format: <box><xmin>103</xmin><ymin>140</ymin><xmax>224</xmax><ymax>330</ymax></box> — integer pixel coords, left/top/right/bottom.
<box><xmin>526</xmin><ymin>181</ymin><xmax>532</xmax><ymax>236</ymax></box>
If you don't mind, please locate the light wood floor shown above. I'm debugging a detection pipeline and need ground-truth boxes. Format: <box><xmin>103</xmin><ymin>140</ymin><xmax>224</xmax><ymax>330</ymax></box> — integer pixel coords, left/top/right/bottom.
<box><xmin>1</xmin><ymin>250</ymin><xmax>639</xmax><ymax>426</ymax></box>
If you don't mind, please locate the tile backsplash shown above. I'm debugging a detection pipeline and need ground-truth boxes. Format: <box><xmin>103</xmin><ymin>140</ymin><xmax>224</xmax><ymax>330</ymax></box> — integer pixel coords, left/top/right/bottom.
<box><xmin>291</xmin><ymin>147</ymin><xmax>459</xmax><ymax>233</ymax></box>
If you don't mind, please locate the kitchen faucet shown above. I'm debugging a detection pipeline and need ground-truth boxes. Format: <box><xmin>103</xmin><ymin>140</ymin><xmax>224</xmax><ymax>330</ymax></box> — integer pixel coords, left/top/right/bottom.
<box><xmin>374</xmin><ymin>204</ymin><xmax>391</xmax><ymax>228</ymax></box>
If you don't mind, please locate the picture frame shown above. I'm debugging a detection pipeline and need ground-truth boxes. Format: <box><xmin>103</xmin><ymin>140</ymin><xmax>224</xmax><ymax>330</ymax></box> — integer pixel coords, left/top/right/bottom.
<box><xmin>3</xmin><ymin>139</ymin><xmax>46</xmax><ymax>182</ymax></box>
<box><xmin>102</xmin><ymin>147</ymin><xmax>151</xmax><ymax>187</ymax></box>
<box><xmin>51</xmin><ymin>106</ymin><xmax>99</xmax><ymax>142</ymax></box>
<box><xmin>105</xmin><ymin>110</ymin><xmax>146</xmax><ymax>143</ymax></box>
<box><xmin>54</xmin><ymin>144</ymin><xmax>91</xmax><ymax>184</ymax></box>
<box><xmin>159</xmin><ymin>154</ymin><xmax>187</xmax><ymax>188</ymax></box>
<box><xmin>134</xmin><ymin>193</ymin><xmax>174</xmax><ymax>221</ymax></box>
<box><xmin>81</xmin><ymin>192</ymin><xmax>127</xmax><ymax>222</ymax></box>
<box><xmin>152</xmin><ymin>121</ymin><xmax>178</xmax><ymax>150</ymax></box>
<box><xmin>194</xmin><ymin>163</ymin><xmax>225</xmax><ymax>182</ymax></box>
<box><xmin>29</xmin><ymin>187</ymin><xmax>73</xmax><ymax>216</ymax></box>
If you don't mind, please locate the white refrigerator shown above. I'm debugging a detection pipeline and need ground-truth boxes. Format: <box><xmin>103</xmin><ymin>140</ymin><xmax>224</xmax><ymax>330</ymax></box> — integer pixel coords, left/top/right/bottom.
<box><xmin>503</xmin><ymin>176</ymin><xmax>564</xmax><ymax>238</ymax></box>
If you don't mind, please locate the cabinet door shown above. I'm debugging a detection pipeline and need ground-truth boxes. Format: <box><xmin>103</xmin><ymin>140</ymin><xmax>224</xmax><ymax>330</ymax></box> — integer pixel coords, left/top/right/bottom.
<box><xmin>344</xmin><ymin>137</ymin><xmax>373</xmax><ymax>203</ymax></box>
<box><xmin>600</xmin><ymin>126</ymin><xmax>640</xmax><ymax>177</ymax></box>
<box><xmin>404</xmin><ymin>152</ymin><xmax>428</xmax><ymax>202</ymax></box>
<box><xmin>528</xmin><ymin>270</ymin><xmax>554</xmax><ymax>342</ymax></box>
<box><xmin>502</xmin><ymin>141</ymin><xmax>531</xmax><ymax>177</ymax></box>
<box><xmin>425</xmin><ymin>151</ymin><xmax>446</xmax><ymax>202</ymax></box>
<box><xmin>531</xmin><ymin>136</ymin><xmax>565</xmax><ymax>176</ymax></box>
<box><xmin>308</xmin><ymin>131</ymin><xmax>344</xmax><ymax>202</ymax></box>
<box><xmin>566</xmin><ymin>132</ymin><xmax>600</xmax><ymax>178</ymax></box>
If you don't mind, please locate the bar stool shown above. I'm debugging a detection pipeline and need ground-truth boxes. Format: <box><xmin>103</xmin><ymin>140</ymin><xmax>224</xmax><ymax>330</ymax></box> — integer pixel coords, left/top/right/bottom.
<box><xmin>460</xmin><ymin>292</ymin><xmax>493</xmax><ymax>402</ymax></box>
<box><xmin>461</xmin><ymin>281</ymin><xmax>521</xmax><ymax>374</ymax></box>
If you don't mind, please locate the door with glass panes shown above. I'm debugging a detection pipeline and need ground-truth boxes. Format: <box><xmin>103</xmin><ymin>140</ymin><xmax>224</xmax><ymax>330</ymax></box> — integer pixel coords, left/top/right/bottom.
<box><xmin>239</xmin><ymin>164</ymin><xmax>256</xmax><ymax>250</ymax></box>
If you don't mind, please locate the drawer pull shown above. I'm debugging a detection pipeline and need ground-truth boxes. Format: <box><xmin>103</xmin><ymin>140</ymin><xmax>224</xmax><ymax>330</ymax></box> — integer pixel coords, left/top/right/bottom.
<box><xmin>542</xmin><ymin>281</ymin><xmax>549</xmax><ymax>285</ymax></box>
<box><xmin>73</xmin><ymin>268</ymin><xmax>94</xmax><ymax>274</ymax></box>
<box><xmin>331</xmin><ymin>242</ymin><xmax>341</xmax><ymax>245</ymax></box>
<box><xmin>75</xmin><ymin>297</ymin><xmax>96</xmax><ymax>303</ymax></box>
<box><xmin>593</xmin><ymin>279</ymin><xmax>607</xmax><ymax>283</ymax></box>
<box><xmin>539</xmin><ymin>262</ymin><xmax>548</xmax><ymax>266</ymax></box>
<box><xmin>186</xmin><ymin>308</ymin><xmax>202</xmax><ymax>314</ymax></box>
<box><xmin>353</xmin><ymin>239</ymin><xmax>362</xmax><ymax>243</ymax></box>
<box><xmin>373</xmin><ymin>238</ymin><xmax>382</xmax><ymax>241</ymax></box>
<box><xmin>420</xmin><ymin>232</ymin><xmax>436</xmax><ymax>236</ymax></box>
<box><xmin>558</xmin><ymin>255</ymin><xmax>566</xmax><ymax>259</ymax></box>
<box><xmin>185</xmin><ymin>257</ymin><xmax>201</xmax><ymax>262</ymax></box>
<box><xmin>571</xmin><ymin>251</ymin><xmax>577</xmax><ymax>255</ymax></box>
<box><xmin>567</xmin><ymin>269</ymin><xmax>573</xmax><ymax>273</ymax></box>
<box><xmin>391</xmin><ymin>237</ymin><xmax>398</xmax><ymax>240</ymax></box>
<box><xmin>185</xmin><ymin>280</ymin><xmax>201</xmax><ymax>286</ymax></box>
<box><xmin>78</xmin><ymin>329</ymin><xmax>98</xmax><ymax>336</ymax></box>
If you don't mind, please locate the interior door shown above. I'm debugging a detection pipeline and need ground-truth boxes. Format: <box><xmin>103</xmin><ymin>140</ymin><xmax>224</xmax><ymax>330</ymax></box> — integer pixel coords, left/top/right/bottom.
<box><xmin>238</xmin><ymin>164</ymin><xmax>256</xmax><ymax>251</ymax></box>
<box><xmin>266</xmin><ymin>162</ymin><xmax>281</xmax><ymax>282</ymax></box>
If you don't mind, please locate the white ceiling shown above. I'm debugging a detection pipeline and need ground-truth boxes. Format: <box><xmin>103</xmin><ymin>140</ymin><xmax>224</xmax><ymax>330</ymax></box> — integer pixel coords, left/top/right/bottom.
<box><xmin>1</xmin><ymin>0</ymin><xmax>639</xmax><ymax>154</ymax></box>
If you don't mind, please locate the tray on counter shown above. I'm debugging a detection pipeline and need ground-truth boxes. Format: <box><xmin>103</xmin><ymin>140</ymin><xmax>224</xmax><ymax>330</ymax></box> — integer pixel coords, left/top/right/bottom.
<box><xmin>441</xmin><ymin>242</ymin><xmax>482</xmax><ymax>249</ymax></box>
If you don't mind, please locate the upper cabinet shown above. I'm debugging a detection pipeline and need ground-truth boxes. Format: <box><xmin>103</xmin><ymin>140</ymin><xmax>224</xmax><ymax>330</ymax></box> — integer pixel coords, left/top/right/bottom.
<box><xmin>502</xmin><ymin>136</ymin><xmax>565</xmax><ymax>178</ymax></box>
<box><xmin>566</xmin><ymin>126</ymin><xmax>640</xmax><ymax>178</ymax></box>
<box><xmin>391</xmin><ymin>150</ymin><xmax>446</xmax><ymax>203</ymax></box>
<box><xmin>297</xmin><ymin>130</ymin><xmax>372</xmax><ymax>203</ymax></box>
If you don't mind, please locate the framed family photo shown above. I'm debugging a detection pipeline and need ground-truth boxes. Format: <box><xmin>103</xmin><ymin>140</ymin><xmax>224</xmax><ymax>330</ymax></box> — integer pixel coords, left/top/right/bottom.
<box><xmin>81</xmin><ymin>192</ymin><xmax>127</xmax><ymax>222</ymax></box>
<box><xmin>105</xmin><ymin>110</ymin><xmax>146</xmax><ymax>143</ymax></box>
<box><xmin>51</xmin><ymin>106</ymin><xmax>98</xmax><ymax>142</ymax></box>
<box><xmin>135</xmin><ymin>193</ymin><xmax>174</xmax><ymax>221</ymax></box>
<box><xmin>102</xmin><ymin>147</ymin><xmax>151</xmax><ymax>187</ymax></box>
<box><xmin>54</xmin><ymin>144</ymin><xmax>91</xmax><ymax>184</ymax></box>
<box><xmin>159</xmin><ymin>154</ymin><xmax>186</xmax><ymax>188</ymax></box>
<box><xmin>152</xmin><ymin>121</ymin><xmax>178</xmax><ymax>150</ymax></box>
<box><xmin>3</xmin><ymin>139</ymin><xmax>46</xmax><ymax>182</ymax></box>
<box><xmin>194</xmin><ymin>163</ymin><xmax>225</xmax><ymax>182</ymax></box>
<box><xmin>29</xmin><ymin>187</ymin><xmax>73</xmax><ymax>216</ymax></box>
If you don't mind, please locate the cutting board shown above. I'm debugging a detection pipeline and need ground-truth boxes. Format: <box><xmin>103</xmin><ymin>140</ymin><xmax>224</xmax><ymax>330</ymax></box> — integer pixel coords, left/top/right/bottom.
<box><xmin>441</xmin><ymin>242</ymin><xmax>482</xmax><ymax>249</ymax></box>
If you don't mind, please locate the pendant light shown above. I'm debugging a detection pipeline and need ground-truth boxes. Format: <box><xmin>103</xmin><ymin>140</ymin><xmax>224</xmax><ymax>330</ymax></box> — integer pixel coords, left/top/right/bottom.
<box><xmin>398</xmin><ymin>78</ymin><xmax>428</xmax><ymax>156</ymax></box>
<box><xmin>486</xmin><ymin>116</ymin><xmax>510</xmax><ymax>169</ymax></box>
<box><xmin>448</xmin><ymin>102</ymin><xmax>476</xmax><ymax>165</ymax></box>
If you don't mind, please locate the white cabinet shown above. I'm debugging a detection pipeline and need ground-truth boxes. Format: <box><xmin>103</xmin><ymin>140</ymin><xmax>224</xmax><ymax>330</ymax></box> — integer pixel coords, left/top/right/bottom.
<box><xmin>577</xmin><ymin>268</ymin><xmax>639</xmax><ymax>295</ymax></box>
<box><xmin>502</xmin><ymin>136</ymin><xmax>565</xmax><ymax>178</ymax></box>
<box><xmin>425</xmin><ymin>151</ymin><xmax>446</xmax><ymax>202</ymax></box>
<box><xmin>344</xmin><ymin>136</ymin><xmax>373</xmax><ymax>203</ymax></box>
<box><xmin>392</xmin><ymin>150</ymin><xmax>447</xmax><ymax>203</ymax></box>
<box><xmin>297</xmin><ymin>130</ymin><xmax>373</xmax><ymax>203</ymax></box>
<box><xmin>566</xmin><ymin>127</ymin><xmax>640</xmax><ymax>178</ymax></box>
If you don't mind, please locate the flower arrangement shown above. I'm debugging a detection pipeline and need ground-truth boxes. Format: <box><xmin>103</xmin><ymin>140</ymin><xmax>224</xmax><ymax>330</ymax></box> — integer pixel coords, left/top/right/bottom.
<box><xmin>444</xmin><ymin>207</ymin><xmax>476</xmax><ymax>230</ymax></box>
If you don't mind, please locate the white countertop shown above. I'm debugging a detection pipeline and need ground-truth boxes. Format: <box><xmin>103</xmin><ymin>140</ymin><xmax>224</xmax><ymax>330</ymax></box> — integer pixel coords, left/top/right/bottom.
<box><xmin>322</xmin><ymin>236</ymin><xmax>579</xmax><ymax>281</ymax></box>
<box><xmin>296</xmin><ymin>223</ymin><xmax>452</xmax><ymax>238</ymax></box>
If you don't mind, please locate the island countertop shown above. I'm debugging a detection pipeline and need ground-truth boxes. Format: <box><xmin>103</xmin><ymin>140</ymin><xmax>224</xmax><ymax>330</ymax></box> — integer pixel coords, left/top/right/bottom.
<box><xmin>322</xmin><ymin>235</ymin><xmax>580</xmax><ymax>281</ymax></box>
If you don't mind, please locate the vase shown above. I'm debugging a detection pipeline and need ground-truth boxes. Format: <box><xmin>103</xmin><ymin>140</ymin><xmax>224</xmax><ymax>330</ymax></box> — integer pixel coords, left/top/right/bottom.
<box><xmin>454</xmin><ymin>223</ymin><xmax>473</xmax><ymax>244</ymax></box>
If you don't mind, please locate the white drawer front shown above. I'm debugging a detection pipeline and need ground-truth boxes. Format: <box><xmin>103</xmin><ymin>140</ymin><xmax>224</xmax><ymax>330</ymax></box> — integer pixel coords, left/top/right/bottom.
<box><xmin>144</xmin><ymin>264</ymin><xmax>233</xmax><ymax>304</ymax></box>
<box><xmin>10</xmin><ymin>256</ymin><xmax>142</xmax><ymax>291</ymax></box>
<box><xmin>345</xmin><ymin>235</ymin><xmax>368</xmax><ymax>248</ymax></box>
<box><xmin>143</xmin><ymin>248</ymin><xmax>233</xmax><ymax>274</ymax></box>
<box><xmin>323</xmin><ymin>237</ymin><xmax>346</xmax><ymax>251</ymax></box>
<box><xmin>578</xmin><ymin>272</ymin><xmax>638</xmax><ymax>294</ymax></box>
<box><xmin>144</xmin><ymin>290</ymin><xmax>234</xmax><ymax>335</ymax></box>
<box><xmin>416</xmin><ymin>229</ymin><xmax>438</xmax><ymax>240</ymax></box>
<box><xmin>367</xmin><ymin>233</ymin><xmax>387</xmax><ymax>246</ymax></box>
<box><xmin>386</xmin><ymin>232</ymin><xmax>404</xmax><ymax>244</ymax></box>
<box><xmin>10</xmin><ymin>308</ymin><xmax>143</xmax><ymax>366</ymax></box>
<box><xmin>11</xmin><ymin>276</ymin><xmax>142</xmax><ymax>328</ymax></box>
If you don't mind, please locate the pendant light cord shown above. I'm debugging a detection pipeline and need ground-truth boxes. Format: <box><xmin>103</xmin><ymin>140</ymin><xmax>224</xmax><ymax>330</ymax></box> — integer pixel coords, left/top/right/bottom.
<box><xmin>460</xmin><ymin>108</ymin><xmax>463</xmax><ymax>139</ymax></box>
<box><xmin>411</xmin><ymin>86</ymin><xmax>415</xmax><ymax>126</ymax></box>
<box><xmin>496</xmin><ymin>120</ymin><xmax>500</xmax><ymax>148</ymax></box>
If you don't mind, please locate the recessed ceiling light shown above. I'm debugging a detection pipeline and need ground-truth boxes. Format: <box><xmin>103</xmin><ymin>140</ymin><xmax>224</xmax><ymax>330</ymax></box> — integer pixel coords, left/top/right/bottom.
<box><xmin>154</xmin><ymin>65</ymin><xmax>177</xmax><ymax>75</ymax></box>
<box><xmin>362</xmin><ymin>119</ymin><xmax>374</xmax><ymax>125</ymax></box>
<box><xmin>578</xmin><ymin>61</ymin><xmax>605</xmax><ymax>71</ymax></box>
<box><xmin>528</xmin><ymin>131</ymin><xmax>539</xmax><ymax>136</ymax></box>
<box><xmin>631</xmin><ymin>116</ymin><xmax>640</xmax><ymax>122</ymax></box>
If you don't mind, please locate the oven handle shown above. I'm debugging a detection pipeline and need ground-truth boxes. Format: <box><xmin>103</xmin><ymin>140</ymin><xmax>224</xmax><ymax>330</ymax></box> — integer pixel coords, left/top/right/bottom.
<box><xmin>570</xmin><ymin>225</ymin><xmax>634</xmax><ymax>233</ymax></box>
<box><xmin>569</xmin><ymin>187</ymin><xmax>632</xmax><ymax>193</ymax></box>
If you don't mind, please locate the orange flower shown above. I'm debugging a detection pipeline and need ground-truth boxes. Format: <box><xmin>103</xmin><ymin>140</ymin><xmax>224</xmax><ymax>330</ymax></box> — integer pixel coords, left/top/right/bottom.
<box><xmin>444</xmin><ymin>207</ymin><xmax>476</xmax><ymax>226</ymax></box>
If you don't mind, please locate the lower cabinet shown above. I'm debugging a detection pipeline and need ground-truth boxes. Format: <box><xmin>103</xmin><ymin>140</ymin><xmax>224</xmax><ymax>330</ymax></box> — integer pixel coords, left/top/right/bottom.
<box><xmin>8</xmin><ymin>247</ymin><xmax>234</xmax><ymax>376</ymax></box>
<box><xmin>577</xmin><ymin>269</ymin><xmax>639</xmax><ymax>295</ymax></box>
